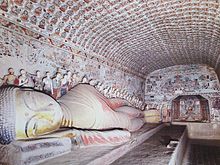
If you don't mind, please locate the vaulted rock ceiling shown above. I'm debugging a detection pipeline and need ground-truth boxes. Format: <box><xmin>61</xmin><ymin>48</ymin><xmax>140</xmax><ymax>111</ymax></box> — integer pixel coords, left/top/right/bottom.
<box><xmin>1</xmin><ymin>0</ymin><xmax>220</xmax><ymax>78</ymax></box>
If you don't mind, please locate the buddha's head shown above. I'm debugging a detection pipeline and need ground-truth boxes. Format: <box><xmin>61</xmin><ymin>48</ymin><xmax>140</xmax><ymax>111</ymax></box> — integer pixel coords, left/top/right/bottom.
<box><xmin>0</xmin><ymin>87</ymin><xmax>63</xmax><ymax>144</ymax></box>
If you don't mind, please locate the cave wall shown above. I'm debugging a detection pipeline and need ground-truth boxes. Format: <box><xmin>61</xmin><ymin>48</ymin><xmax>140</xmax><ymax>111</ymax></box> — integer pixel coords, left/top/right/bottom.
<box><xmin>216</xmin><ymin>65</ymin><xmax>220</xmax><ymax>83</ymax></box>
<box><xmin>145</xmin><ymin>64</ymin><xmax>220</xmax><ymax>122</ymax></box>
<box><xmin>0</xmin><ymin>18</ymin><xmax>145</xmax><ymax>99</ymax></box>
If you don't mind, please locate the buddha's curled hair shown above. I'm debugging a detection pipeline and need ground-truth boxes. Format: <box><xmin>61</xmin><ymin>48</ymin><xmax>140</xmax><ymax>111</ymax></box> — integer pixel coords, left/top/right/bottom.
<box><xmin>0</xmin><ymin>86</ymin><xmax>17</xmax><ymax>145</ymax></box>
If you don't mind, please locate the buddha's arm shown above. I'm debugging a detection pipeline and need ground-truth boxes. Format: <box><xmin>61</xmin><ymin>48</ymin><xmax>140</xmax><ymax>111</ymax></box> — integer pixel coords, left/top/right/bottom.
<box><xmin>87</xmin><ymin>85</ymin><xmax>131</xmax><ymax>110</ymax></box>
<box><xmin>58</xmin><ymin>84</ymin><xmax>144</xmax><ymax>131</ymax></box>
<box><xmin>105</xmin><ymin>98</ymin><xmax>131</xmax><ymax>110</ymax></box>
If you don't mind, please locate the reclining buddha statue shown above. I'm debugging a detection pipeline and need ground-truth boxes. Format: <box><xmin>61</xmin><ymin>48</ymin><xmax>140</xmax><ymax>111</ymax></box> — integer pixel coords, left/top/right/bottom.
<box><xmin>0</xmin><ymin>83</ymin><xmax>144</xmax><ymax>145</ymax></box>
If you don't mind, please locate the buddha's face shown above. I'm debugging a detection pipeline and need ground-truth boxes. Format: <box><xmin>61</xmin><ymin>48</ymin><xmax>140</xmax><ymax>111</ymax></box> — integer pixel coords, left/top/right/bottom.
<box><xmin>15</xmin><ymin>89</ymin><xmax>63</xmax><ymax>139</ymax></box>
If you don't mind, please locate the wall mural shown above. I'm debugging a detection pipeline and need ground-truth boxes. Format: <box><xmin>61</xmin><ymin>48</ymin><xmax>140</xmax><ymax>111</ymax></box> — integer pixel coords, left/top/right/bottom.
<box><xmin>1</xmin><ymin>0</ymin><xmax>220</xmax><ymax>77</ymax></box>
<box><xmin>0</xmin><ymin>22</ymin><xmax>145</xmax><ymax>101</ymax></box>
<box><xmin>145</xmin><ymin>64</ymin><xmax>220</xmax><ymax>122</ymax></box>
<box><xmin>172</xmin><ymin>95</ymin><xmax>209</xmax><ymax>122</ymax></box>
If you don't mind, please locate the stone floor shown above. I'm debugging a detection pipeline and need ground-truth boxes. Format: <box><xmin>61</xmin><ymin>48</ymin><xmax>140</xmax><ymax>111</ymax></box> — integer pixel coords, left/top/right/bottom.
<box><xmin>183</xmin><ymin>140</ymin><xmax>220</xmax><ymax>165</ymax></box>
<box><xmin>39</xmin><ymin>124</ymin><xmax>160</xmax><ymax>165</ymax></box>
<box><xmin>111</xmin><ymin>125</ymin><xmax>185</xmax><ymax>165</ymax></box>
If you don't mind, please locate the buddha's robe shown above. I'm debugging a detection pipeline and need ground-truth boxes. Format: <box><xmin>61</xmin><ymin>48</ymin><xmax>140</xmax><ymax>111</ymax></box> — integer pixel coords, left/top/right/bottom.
<box><xmin>59</xmin><ymin>84</ymin><xmax>144</xmax><ymax>132</ymax></box>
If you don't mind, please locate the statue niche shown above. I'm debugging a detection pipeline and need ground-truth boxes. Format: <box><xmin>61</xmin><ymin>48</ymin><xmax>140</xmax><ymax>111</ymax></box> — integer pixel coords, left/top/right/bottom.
<box><xmin>172</xmin><ymin>95</ymin><xmax>210</xmax><ymax>122</ymax></box>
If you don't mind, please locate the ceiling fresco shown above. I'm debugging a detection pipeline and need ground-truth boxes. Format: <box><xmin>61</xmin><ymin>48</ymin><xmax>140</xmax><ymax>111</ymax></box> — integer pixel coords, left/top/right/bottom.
<box><xmin>1</xmin><ymin>0</ymin><xmax>220</xmax><ymax>77</ymax></box>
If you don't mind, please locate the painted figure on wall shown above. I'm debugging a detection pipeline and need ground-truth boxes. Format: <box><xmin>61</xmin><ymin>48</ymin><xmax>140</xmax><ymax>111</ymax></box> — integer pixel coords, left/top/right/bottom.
<box><xmin>212</xmin><ymin>98</ymin><xmax>220</xmax><ymax>109</ymax></box>
<box><xmin>0</xmin><ymin>0</ymin><xmax>8</xmax><ymax>12</ymax></box>
<box><xmin>185</xmin><ymin>106</ymin><xmax>196</xmax><ymax>121</ymax></box>
<box><xmin>42</xmin><ymin>71</ymin><xmax>53</xmax><ymax>95</ymax></box>
<box><xmin>172</xmin><ymin>95</ymin><xmax>209</xmax><ymax>122</ymax></box>
<box><xmin>13</xmin><ymin>0</ymin><xmax>24</xmax><ymax>6</ymax></box>
<box><xmin>20</xmin><ymin>10</ymin><xmax>29</xmax><ymax>21</ymax></box>
<box><xmin>212</xmin><ymin>108</ymin><xmax>220</xmax><ymax>122</ymax></box>
<box><xmin>3</xmin><ymin>67</ymin><xmax>17</xmax><ymax>85</ymax></box>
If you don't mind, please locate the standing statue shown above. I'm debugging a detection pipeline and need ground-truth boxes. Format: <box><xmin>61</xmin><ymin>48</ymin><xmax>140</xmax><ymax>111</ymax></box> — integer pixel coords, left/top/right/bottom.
<box><xmin>33</xmin><ymin>70</ymin><xmax>43</xmax><ymax>90</ymax></box>
<box><xmin>18</xmin><ymin>69</ymin><xmax>29</xmax><ymax>87</ymax></box>
<box><xmin>60</xmin><ymin>74</ymin><xmax>68</xmax><ymax>96</ymax></box>
<box><xmin>89</xmin><ymin>79</ymin><xmax>98</xmax><ymax>87</ymax></box>
<box><xmin>0</xmin><ymin>84</ymin><xmax>144</xmax><ymax>145</ymax></box>
<box><xmin>75</xmin><ymin>73</ymin><xmax>81</xmax><ymax>84</ymax></box>
<box><xmin>81</xmin><ymin>75</ymin><xmax>89</xmax><ymax>84</ymax></box>
<box><xmin>3</xmin><ymin>68</ymin><xmax>17</xmax><ymax>85</ymax></box>
<box><xmin>66</xmin><ymin>71</ymin><xmax>73</xmax><ymax>90</ymax></box>
<box><xmin>71</xmin><ymin>73</ymin><xmax>78</xmax><ymax>87</ymax></box>
<box><xmin>52</xmin><ymin>72</ymin><xmax>62</xmax><ymax>99</ymax></box>
<box><xmin>103</xmin><ymin>86</ymin><xmax>111</xmax><ymax>98</ymax></box>
<box><xmin>42</xmin><ymin>71</ymin><xmax>53</xmax><ymax>95</ymax></box>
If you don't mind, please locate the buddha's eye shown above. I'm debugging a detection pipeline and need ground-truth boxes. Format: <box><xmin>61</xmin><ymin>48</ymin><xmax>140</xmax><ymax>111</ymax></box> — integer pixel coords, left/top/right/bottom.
<box><xmin>33</xmin><ymin>123</ymin><xmax>38</xmax><ymax>136</ymax></box>
<box><xmin>48</xmin><ymin>103</ymin><xmax>53</xmax><ymax>107</ymax></box>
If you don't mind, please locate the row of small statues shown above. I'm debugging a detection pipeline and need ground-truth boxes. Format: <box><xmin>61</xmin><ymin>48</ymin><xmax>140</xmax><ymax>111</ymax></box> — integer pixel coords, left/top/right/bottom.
<box><xmin>0</xmin><ymin>68</ymin><xmax>76</xmax><ymax>98</ymax></box>
<box><xmin>0</xmin><ymin>67</ymin><xmax>144</xmax><ymax>109</ymax></box>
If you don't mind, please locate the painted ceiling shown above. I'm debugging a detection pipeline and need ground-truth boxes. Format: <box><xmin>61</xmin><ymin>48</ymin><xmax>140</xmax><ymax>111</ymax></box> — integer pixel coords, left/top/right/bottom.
<box><xmin>1</xmin><ymin>0</ymin><xmax>220</xmax><ymax>77</ymax></box>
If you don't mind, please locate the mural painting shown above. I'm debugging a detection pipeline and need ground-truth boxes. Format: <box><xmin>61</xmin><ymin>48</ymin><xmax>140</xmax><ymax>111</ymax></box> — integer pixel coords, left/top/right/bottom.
<box><xmin>145</xmin><ymin>64</ymin><xmax>220</xmax><ymax>122</ymax></box>
<box><xmin>172</xmin><ymin>95</ymin><xmax>209</xmax><ymax>122</ymax></box>
<box><xmin>211</xmin><ymin>97</ymin><xmax>220</xmax><ymax>122</ymax></box>
<box><xmin>0</xmin><ymin>22</ymin><xmax>145</xmax><ymax>101</ymax></box>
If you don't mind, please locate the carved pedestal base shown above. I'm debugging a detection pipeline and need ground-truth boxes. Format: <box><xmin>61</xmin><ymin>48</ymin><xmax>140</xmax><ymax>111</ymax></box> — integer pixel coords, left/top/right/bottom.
<box><xmin>0</xmin><ymin>137</ymin><xmax>71</xmax><ymax>165</ymax></box>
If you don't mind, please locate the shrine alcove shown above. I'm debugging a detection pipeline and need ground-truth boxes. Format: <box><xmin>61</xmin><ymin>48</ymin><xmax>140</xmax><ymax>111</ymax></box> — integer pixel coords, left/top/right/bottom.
<box><xmin>172</xmin><ymin>95</ymin><xmax>210</xmax><ymax>122</ymax></box>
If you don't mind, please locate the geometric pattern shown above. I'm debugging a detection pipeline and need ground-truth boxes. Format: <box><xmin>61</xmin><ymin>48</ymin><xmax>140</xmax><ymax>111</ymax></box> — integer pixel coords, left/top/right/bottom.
<box><xmin>1</xmin><ymin>0</ymin><xmax>220</xmax><ymax>77</ymax></box>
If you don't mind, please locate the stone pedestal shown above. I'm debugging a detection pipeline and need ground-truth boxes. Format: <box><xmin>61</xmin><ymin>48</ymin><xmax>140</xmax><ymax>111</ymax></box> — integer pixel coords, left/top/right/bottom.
<box><xmin>0</xmin><ymin>137</ymin><xmax>71</xmax><ymax>165</ymax></box>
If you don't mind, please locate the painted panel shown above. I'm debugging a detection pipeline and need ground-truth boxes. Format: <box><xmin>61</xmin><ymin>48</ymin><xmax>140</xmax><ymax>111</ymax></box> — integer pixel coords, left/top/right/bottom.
<box><xmin>145</xmin><ymin>64</ymin><xmax>220</xmax><ymax>122</ymax></box>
